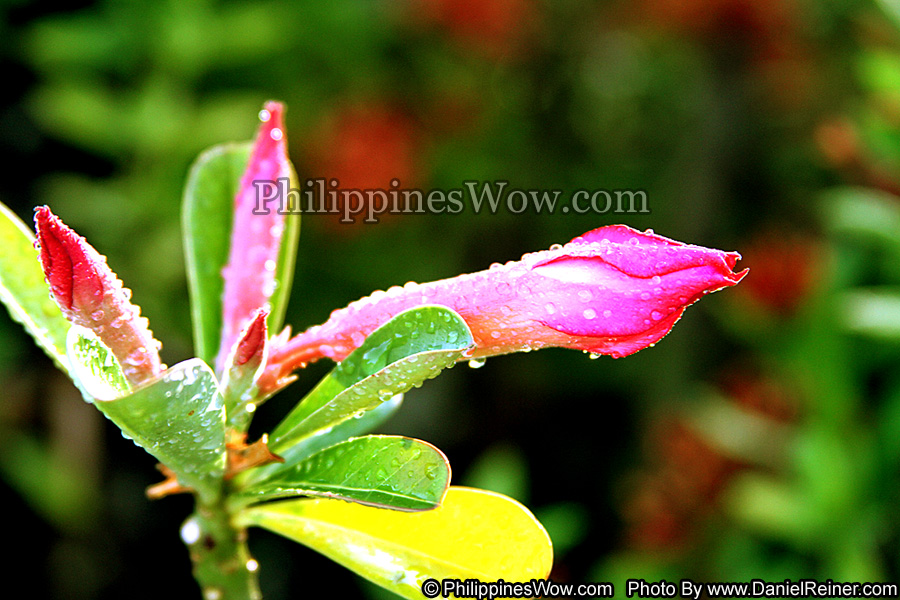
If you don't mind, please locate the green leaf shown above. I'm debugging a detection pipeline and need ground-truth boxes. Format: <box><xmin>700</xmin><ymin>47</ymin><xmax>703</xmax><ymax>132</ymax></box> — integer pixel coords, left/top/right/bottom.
<box><xmin>182</xmin><ymin>142</ymin><xmax>300</xmax><ymax>367</ymax></box>
<box><xmin>237</xmin><ymin>487</ymin><xmax>553</xmax><ymax>600</ymax></box>
<box><xmin>840</xmin><ymin>288</ymin><xmax>900</xmax><ymax>340</ymax></box>
<box><xmin>183</xmin><ymin>143</ymin><xmax>248</xmax><ymax>367</ymax></box>
<box><xmin>259</xmin><ymin>393</ymin><xmax>404</xmax><ymax>473</ymax></box>
<box><xmin>67</xmin><ymin>327</ymin><xmax>226</xmax><ymax>502</ymax></box>
<box><xmin>264</xmin><ymin>306</ymin><xmax>474</xmax><ymax>466</ymax></box>
<box><xmin>235</xmin><ymin>435</ymin><xmax>449</xmax><ymax>511</ymax></box>
<box><xmin>66</xmin><ymin>325</ymin><xmax>131</xmax><ymax>401</ymax></box>
<box><xmin>821</xmin><ymin>187</ymin><xmax>900</xmax><ymax>248</ymax></box>
<box><xmin>0</xmin><ymin>201</ymin><xmax>72</xmax><ymax>375</ymax></box>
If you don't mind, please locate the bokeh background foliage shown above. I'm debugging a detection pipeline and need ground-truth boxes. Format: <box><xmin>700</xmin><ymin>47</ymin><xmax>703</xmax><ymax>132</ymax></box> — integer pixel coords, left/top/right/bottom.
<box><xmin>3</xmin><ymin>0</ymin><xmax>900</xmax><ymax>598</ymax></box>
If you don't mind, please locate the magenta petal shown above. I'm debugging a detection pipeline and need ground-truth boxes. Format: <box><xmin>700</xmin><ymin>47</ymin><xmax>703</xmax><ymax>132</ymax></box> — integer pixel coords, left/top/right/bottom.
<box><xmin>260</xmin><ymin>225</ymin><xmax>746</xmax><ymax>391</ymax></box>
<box><xmin>217</xmin><ymin>101</ymin><xmax>291</xmax><ymax>373</ymax></box>
<box><xmin>34</xmin><ymin>207</ymin><xmax>164</xmax><ymax>385</ymax></box>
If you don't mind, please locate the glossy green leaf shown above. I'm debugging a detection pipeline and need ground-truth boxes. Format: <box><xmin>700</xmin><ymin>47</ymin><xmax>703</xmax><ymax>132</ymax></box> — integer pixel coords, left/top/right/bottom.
<box><xmin>265</xmin><ymin>306</ymin><xmax>474</xmax><ymax>465</ymax></box>
<box><xmin>255</xmin><ymin>394</ymin><xmax>404</xmax><ymax>476</ymax></box>
<box><xmin>183</xmin><ymin>143</ymin><xmax>248</xmax><ymax>366</ymax></box>
<box><xmin>0</xmin><ymin>201</ymin><xmax>72</xmax><ymax>375</ymax></box>
<box><xmin>237</xmin><ymin>487</ymin><xmax>553</xmax><ymax>600</ymax></box>
<box><xmin>66</xmin><ymin>325</ymin><xmax>131</xmax><ymax>401</ymax></box>
<box><xmin>235</xmin><ymin>435</ymin><xmax>449</xmax><ymax>511</ymax></box>
<box><xmin>67</xmin><ymin>328</ymin><xmax>226</xmax><ymax>503</ymax></box>
<box><xmin>182</xmin><ymin>142</ymin><xmax>300</xmax><ymax>367</ymax></box>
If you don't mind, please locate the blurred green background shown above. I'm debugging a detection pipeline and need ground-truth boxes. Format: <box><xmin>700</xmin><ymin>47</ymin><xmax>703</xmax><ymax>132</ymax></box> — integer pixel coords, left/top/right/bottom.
<box><xmin>4</xmin><ymin>0</ymin><xmax>900</xmax><ymax>598</ymax></box>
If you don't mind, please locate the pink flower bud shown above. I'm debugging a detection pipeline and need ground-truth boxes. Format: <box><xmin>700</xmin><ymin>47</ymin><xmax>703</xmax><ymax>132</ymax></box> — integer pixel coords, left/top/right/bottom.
<box><xmin>34</xmin><ymin>207</ymin><xmax>163</xmax><ymax>386</ymax></box>
<box><xmin>217</xmin><ymin>101</ymin><xmax>290</xmax><ymax>373</ymax></box>
<box><xmin>260</xmin><ymin>225</ymin><xmax>746</xmax><ymax>390</ymax></box>
<box><xmin>233</xmin><ymin>309</ymin><xmax>268</xmax><ymax>369</ymax></box>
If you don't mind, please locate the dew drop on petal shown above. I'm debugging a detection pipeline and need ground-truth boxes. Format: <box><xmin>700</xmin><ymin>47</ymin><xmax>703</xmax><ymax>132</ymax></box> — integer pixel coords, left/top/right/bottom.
<box><xmin>258</xmin><ymin>109</ymin><xmax>271</xmax><ymax>122</ymax></box>
<box><xmin>269</xmin><ymin>127</ymin><xmax>283</xmax><ymax>141</ymax></box>
<box><xmin>583</xmin><ymin>308</ymin><xmax>597</xmax><ymax>320</ymax></box>
<box><xmin>468</xmin><ymin>358</ymin><xmax>486</xmax><ymax>369</ymax></box>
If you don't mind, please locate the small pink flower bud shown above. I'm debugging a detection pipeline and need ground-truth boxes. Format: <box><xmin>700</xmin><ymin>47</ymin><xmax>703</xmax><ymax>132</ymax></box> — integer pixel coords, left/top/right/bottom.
<box><xmin>34</xmin><ymin>207</ymin><xmax>163</xmax><ymax>386</ymax></box>
<box><xmin>233</xmin><ymin>309</ymin><xmax>268</xmax><ymax>369</ymax></box>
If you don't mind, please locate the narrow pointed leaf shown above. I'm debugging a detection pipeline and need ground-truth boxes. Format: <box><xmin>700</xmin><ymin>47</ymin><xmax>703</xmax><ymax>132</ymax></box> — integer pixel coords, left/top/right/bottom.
<box><xmin>0</xmin><ymin>201</ymin><xmax>72</xmax><ymax>375</ymax></box>
<box><xmin>182</xmin><ymin>142</ymin><xmax>300</xmax><ymax>366</ymax></box>
<box><xmin>235</xmin><ymin>395</ymin><xmax>404</xmax><ymax>491</ymax></box>
<box><xmin>237</xmin><ymin>487</ymin><xmax>553</xmax><ymax>600</ymax></box>
<box><xmin>235</xmin><ymin>435</ymin><xmax>449</xmax><ymax>511</ymax></box>
<box><xmin>183</xmin><ymin>142</ymin><xmax>249</xmax><ymax>366</ymax></box>
<box><xmin>67</xmin><ymin>327</ymin><xmax>226</xmax><ymax>502</ymax></box>
<box><xmin>265</xmin><ymin>306</ymin><xmax>474</xmax><ymax>463</ymax></box>
<box><xmin>66</xmin><ymin>325</ymin><xmax>131</xmax><ymax>401</ymax></box>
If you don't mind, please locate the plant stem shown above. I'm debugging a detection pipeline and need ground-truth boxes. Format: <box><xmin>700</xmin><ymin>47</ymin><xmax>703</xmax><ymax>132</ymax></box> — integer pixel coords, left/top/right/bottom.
<box><xmin>182</xmin><ymin>497</ymin><xmax>261</xmax><ymax>600</ymax></box>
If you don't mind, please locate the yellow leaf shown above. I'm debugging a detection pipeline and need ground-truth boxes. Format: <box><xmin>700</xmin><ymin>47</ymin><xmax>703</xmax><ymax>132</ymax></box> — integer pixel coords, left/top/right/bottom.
<box><xmin>238</xmin><ymin>486</ymin><xmax>553</xmax><ymax>599</ymax></box>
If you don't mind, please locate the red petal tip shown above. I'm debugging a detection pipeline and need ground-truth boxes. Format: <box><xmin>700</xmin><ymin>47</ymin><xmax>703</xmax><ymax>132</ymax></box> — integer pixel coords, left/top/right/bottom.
<box><xmin>235</xmin><ymin>310</ymin><xmax>268</xmax><ymax>366</ymax></box>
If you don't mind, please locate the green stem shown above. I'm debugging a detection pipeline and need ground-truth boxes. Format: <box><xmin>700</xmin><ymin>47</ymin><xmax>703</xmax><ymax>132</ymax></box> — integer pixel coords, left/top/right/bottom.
<box><xmin>182</xmin><ymin>497</ymin><xmax>261</xmax><ymax>600</ymax></box>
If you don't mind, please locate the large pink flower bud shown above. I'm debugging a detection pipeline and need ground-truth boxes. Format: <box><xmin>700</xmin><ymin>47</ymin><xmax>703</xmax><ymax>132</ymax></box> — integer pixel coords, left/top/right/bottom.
<box><xmin>260</xmin><ymin>225</ymin><xmax>746</xmax><ymax>391</ymax></box>
<box><xmin>34</xmin><ymin>207</ymin><xmax>163</xmax><ymax>386</ymax></box>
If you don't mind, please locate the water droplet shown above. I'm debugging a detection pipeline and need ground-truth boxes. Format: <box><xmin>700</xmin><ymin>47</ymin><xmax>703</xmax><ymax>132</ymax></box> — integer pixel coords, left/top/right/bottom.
<box><xmin>180</xmin><ymin>518</ymin><xmax>201</xmax><ymax>545</ymax></box>
<box><xmin>264</xmin><ymin>259</ymin><xmax>276</xmax><ymax>272</ymax></box>
<box><xmin>549</xmin><ymin>243</ymin><xmax>563</xmax><ymax>251</ymax></box>
<box><xmin>640</xmin><ymin>292</ymin><xmax>651</xmax><ymax>301</ymax></box>
<box><xmin>578</xmin><ymin>290</ymin><xmax>593</xmax><ymax>302</ymax></box>
<box><xmin>545</xmin><ymin>303</ymin><xmax>557</xmax><ymax>315</ymax></box>
<box><xmin>204</xmin><ymin>588</ymin><xmax>223</xmax><ymax>600</ymax></box>
<box><xmin>468</xmin><ymin>358</ymin><xmax>486</xmax><ymax>369</ymax></box>
<box><xmin>651</xmin><ymin>310</ymin><xmax>663</xmax><ymax>321</ymax></box>
<box><xmin>603</xmin><ymin>309</ymin><xmax>612</xmax><ymax>318</ymax></box>
<box><xmin>246</xmin><ymin>559</ymin><xmax>259</xmax><ymax>573</ymax></box>
<box><xmin>258</xmin><ymin>109</ymin><xmax>271</xmax><ymax>122</ymax></box>
<box><xmin>269</xmin><ymin>127</ymin><xmax>283</xmax><ymax>141</ymax></box>
<box><xmin>583</xmin><ymin>308</ymin><xmax>597</xmax><ymax>320</ymax></box>
<box><xmin>589</xmin><ymin>352</ymin><xmax>601</xmax><ymax>360</ymax></box>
